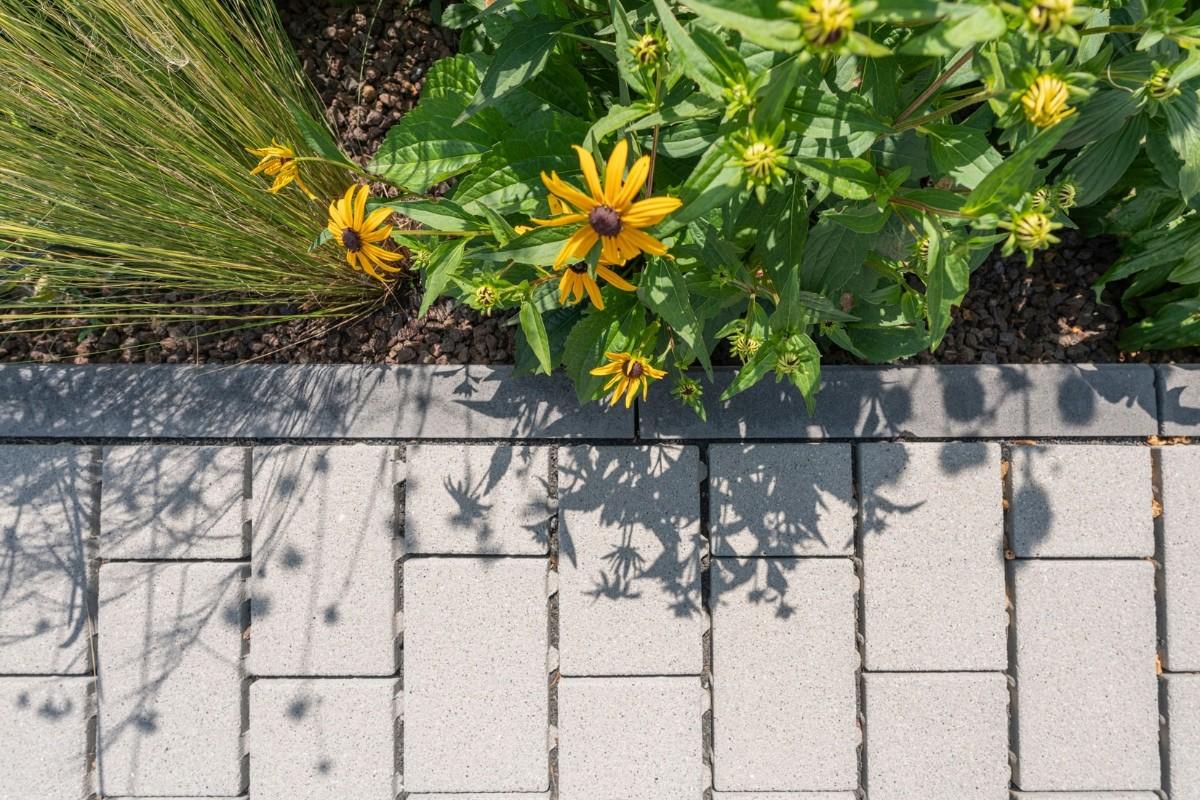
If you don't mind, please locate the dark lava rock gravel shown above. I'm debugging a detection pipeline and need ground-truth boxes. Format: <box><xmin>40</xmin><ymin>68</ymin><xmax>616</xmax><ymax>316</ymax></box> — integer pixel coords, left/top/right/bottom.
<box><xmin>0</xmin><ymin>1</ymin><xmax>1194</xmax><ymax>366</ymax></box>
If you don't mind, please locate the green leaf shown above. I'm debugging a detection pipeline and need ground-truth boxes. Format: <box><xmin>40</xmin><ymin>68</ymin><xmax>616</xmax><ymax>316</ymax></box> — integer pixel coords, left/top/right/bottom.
<box><xmin>309</xmin><ymin>228</ymin><xmax>332</xmax><ymax>253</ymax></box>
<box><xmin>637</xmin><ymin>257</ymin><xmax>713</xmax><ymax>375</ymax></box>
<box><xmin>684</xmin><ymin>0</ymin><xmax>803</xmax><ymax>51</ymax></box>
<box><xmin>962</xmin><ymin>118</ymin><xmax>1076</xmax><ymax>215</ymax></box>
<box><xmin>799</xmin><ymin>217</ymin><xmax>875</xmax><ymax>295</ymax></box>
<box><xmin>369</xmin><ymin>95</ymin><xmax>501</xmax><ymax>190</ymax></box>
<box><xmin>1065</xmin><ymin>115</ymin><xmax>1148</xmax><ymax>206</ymax></box>
<box><xmin>478</xmin><ymin>225</ymin><xmax>575</xmax><ymax>265</ymax></box>
<box><xmin>376</xmin><ymin>198</ymin><xmax>484</xmax><ymax>232</ymax></box>
<box><xmin>519</xmin><ymin>301</ymin><xmax>553</xmax><ymax>374</ymax></box>
<box><xmin>284</xmin><ymin>98</ymin><xmax>354</xmax><ymax>168</ymax></box>
<box><xmin>922</xmin><ymin>217</ymin><xmax>969</xmax><ymax>348</ymax></box>
<box><xmin>452</xmin><ymin>123</ymin><xmax>587</xmax><ymax>215</ymax></box>
<box><xmin>797</xmin><ymin>157</ymin><xmax>880</xmax><ymax>200</ymax></box>
<box><xmin>562</xmin><ymin>294</ymin><xmax>642</xmax><ymax>402</ymax></box>
<box><xmin>787</xmin><ymin>87</ymin><xmax>891</xmax><ymax>158</ymax></box>
<box><xmin>585</xmin><ymin>102</ymin><xmax>653</xmax><ymax>150</ymax></box>
<box><xmin>924</xmin><ymin>123</ymin><xmax>1004</xmax><ymax>190</ymax></box>
<box><xmin>652</xmin><ymin>0</ymin><xmax>727</xmax><ymax>98</ymax></box>
<box><xmin>457</xmin><ymin>19</ymin><xmax>565</xmax><ymax>123</ymax></box>
<box><xmin>754</xmin><ymin>181</ymin><xmax>808</xmax><ymax>286</ymax></box>
<box><xmin>666</xmin><ymin>138</ymin><xmax>742</xmax><ymax>230</ymax></box>
<box><xmin>419</xmin><ymin>238</ymin><xmax>469</xmax><ymax>317</ymax></box>
<box><xmin>899</xmin><ymin>5</ymin><xmax>1006</xmax><ymax>56</ymax></box>
<box><xmin>422</xmin><ymin>54</ymin><xmax>483</xmax><ymax>100</ymax></box>
<box><xmin>1165</xmin><ymin>89</ymin><xmax>1200</xmax><ymax>204</ymax></box>
<box><xmin>611</xmin><ymin>0</ymin><xmax>653</xmax><ymax>96</ymax></box>
<box><xmin>720</xmin><ymin>340</ymin><xmax>777</xmax><ymax>400</ymax></box>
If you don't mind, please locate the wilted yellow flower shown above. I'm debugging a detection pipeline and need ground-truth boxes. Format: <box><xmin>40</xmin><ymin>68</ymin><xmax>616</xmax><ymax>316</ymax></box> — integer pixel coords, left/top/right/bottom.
<box><xmin>1021</xmin><ymin>75</ymin><xmax>1075</xmax><ymax>128</ymax></box>
<box><xmin>590</xmin><ymin>351</ymin><xmax>668</xmax><ymax>407</ymax></box>
<box><xmin>533</xmin><ymin>140</ymin><xmax>682</xmax><ymax>269</ymax></box>
<box><xmin>797</xmin><ymin>0</ymin><xmax>854</xmax><ymax>48</ymax></box>
<box><xmin>558</xmin><ymin>261</ymin><xmax>635</xmax><ymax>310</ymax></box>
<box><xmin>326</xmin><ymin>185</ymin><xmax>404</xmax><ymax>281</ymax></box>
<box><xmin>1027</xmin><ymin>0</ymin><xmax>1073</xmax><ymax>34</ymax></box>
<box><xmin>247</xmin><ymin>140</ymin><xmax>315</xmax><ymax>200</ymax></box>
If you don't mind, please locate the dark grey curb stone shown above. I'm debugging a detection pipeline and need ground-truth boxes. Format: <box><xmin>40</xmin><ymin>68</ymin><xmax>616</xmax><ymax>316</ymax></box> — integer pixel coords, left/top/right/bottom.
<box><xmin>0</xmin><ymin>365</ymin><xmax>630</xmax><ymax>440</ymax></box>
<box><xmin>1157</xmin><ymin>365</ymin><xmax>1200</xmax><ymax>436</ymax></box>
<box><xmin>0</xmin><ymin>363</ymin><xmax>1160</xmax><ymax>441</ymax></box>
<box><xmin>640</xmin><ymin>364</ymin><xmax>1158</xmax><ymax>439</ymax></box>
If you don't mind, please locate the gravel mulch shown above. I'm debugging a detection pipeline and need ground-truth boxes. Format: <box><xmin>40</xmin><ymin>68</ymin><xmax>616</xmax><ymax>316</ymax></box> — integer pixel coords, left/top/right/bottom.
<box><xmin>0</xmin><ymin>0</ymin><xmax>1195</xmax><ymax>366</ymax></box>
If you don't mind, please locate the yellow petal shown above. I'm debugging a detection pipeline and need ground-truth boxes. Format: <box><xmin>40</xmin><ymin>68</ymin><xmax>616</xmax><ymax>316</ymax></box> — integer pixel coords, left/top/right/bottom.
<box><xmin>604</xmin><ymin>351</ymin><xmax>630</xmax><ymax>361</ymax></box>
<box><xmin>591</xmin><ymin>361</ymin><xmax>624</xmax><ymax>376</ymax></box>
<box><xmin>352</xmin><ymin>185</ymin><xmax>368</xmax><ymax>226</ymax></box>
<box><xmin>621</xmin><ymin>196</ymin><xmax>683</xmax><ymax>228</ymax></box>
<box><xmin>363</xmin><ymin>242</ymin><xmax>404</xmax><ymax>262</ymax></box>
<box><xmin>363</xmin><ymin>206</ymin><xmax>394</xmax><ymax>231</ymax></box>
<box><xmin>604</xmin><ymin>139</ymin><xmax>628</xmax><ymax>205</ymax></box>
<box><xmin>530</xmin><ymin>213</ymin><xmax>587</xmax><ymax>228</ymax></box>
<box><xmin>597</xmin><ymin>266</ymin><xmax>635</xmax><ymax>291</ymax></box>
<box><xmin>558</xmin><ymin>272</ymin><xmax>573</xmax><ymax>305</ymax></box>
<box><xmin>624</xmin><ymin>376</ymin><xmax>639</xmax><ymax>407</ymax></box>
<box><xmin>542</xmin><ymin>172</ymin><xmax>597</xmax><ymax>213</ymax></box>
<box><xmin>608</xmin><ymin>380</ymin><xmax>626</xmax><ymax>406</ymax></box>
<box><xmin>600</xmin><ymin>236</ymin><xmax>621</xmax><ymax>265</ymax></box>
<box><xmin>620</xmin><ymin>226</ymin><xmax>669</xmax><ymax>256</ymax></box>
<box><xmin>583</xmin><ymin>275</ymin><xmax>604</xmax><ymax>309</ymax></box>
<box><xmin>613</xmin><ymin>155</ymin><xmax>650</xmax><ymax>210</ymax></box>
<box><xmin>573</xmin><ymin>145</ymin><xmax>605</xmax><ymax>202</ymax></box>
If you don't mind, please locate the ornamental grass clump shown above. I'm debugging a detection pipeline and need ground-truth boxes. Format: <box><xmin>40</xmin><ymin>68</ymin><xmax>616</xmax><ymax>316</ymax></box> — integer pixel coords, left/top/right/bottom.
<box><xmin>257</xmin><ymin>0</ymin><xmax>1200</xmax><ymax>412</ymax></box>
<box><xmin>0</xmin><ymin>0</ymin><xmax>383</xmax><ymax>335</ymax></box>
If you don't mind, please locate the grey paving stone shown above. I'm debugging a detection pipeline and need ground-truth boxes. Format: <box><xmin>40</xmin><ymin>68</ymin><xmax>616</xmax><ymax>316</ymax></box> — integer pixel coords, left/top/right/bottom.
<box><xmin>1161</xmin><ymin>446</ymin><xmax>1200</xmax><ymax>670</ymax></box>
<box><xmin>0</xmin><ymin>677</ymin><xmax>92</xmax><ymax>800</ymax></box>
<box><xmin>1159</xmin><ymin>364</ymin><xmax>1200</xmax><ymax>435</ymax></box>
<box><xmin>558</xmin><ymin>676</ymin><xmax>702</xmax><ymax>800</ymax></box>
<box><xmin>100</xmin><ymin>445</ymin><xmax>246</xmax><ymax>559</ymax></box>
<box><xmin>1010</xmin><ymin>444</ymin><xmax>1154</xmax><ymax>558</ymax></box>
<box><xmin>97</xmin><ymin>562</ymin><xmax>245</xmax><ymax>796</ymax></box>
<box><xmin>1012</xmin><ymin>794</ymin><xmax>1160</xmax><ymax>799</ymax></box>
<box><xmin>1167</xmin><ymin>673</ymin><xmax>1200</xmax><ymax>800</ymax></box>
<box><xmin>0</xmin><ymin>364</ymin><xmax>632</xmax><ymax>439</ymax></box>
<box><xmin>0</xmin><ymin>445</ymin><xmax>94</xmax><ymax>675</ymax></box>
<box><xmin>249</xmin><ymin>678</ymin><xmax>397</xmax><ymax>800</ymax></box>
<box><xmin>405</xmin><ymin>445</ymin><xmax>550</xmax><ymax>555</ymax></box>
<box><xmin>403</xmin><ymin>557</ymin><xmax>548</xmax><ymax>793</ymax></box>
<box><xmin>249</xmin><ymin>445</ymin><xmax>397</xmax><ymax>676</ymax></box>
<box><xmin>407</xmin><ymin>795</ymin><xmax>548</xmax><ymax>800</ymax></box>
<box><xmin>557</xmin><ymin>445</ymin><xmax>702</xmax><ymax>676</ymax></box>
<box><xmin>863</xmin><ymin>672</ymin><xmax>1010</xmax><ymax>800</ymax></box>
<box><xmin>860</xmin><ymin>442</ymin><xmax>1007</xmax><ymax>671</ymax></box>
<box><xmin>712</xmin><ymin>795</ymin><xmax>857</xmax><ymax>800</ymax></box>
<box><xmin>711</xmin><ymin>557</ymin><xmax>858</xmax><ymax>791</ymax></box>
<box><xmin>1012</xmin><ymin>560</ymin><xmax>1160</xmax><ymax>791</ymax></box>
<box><xmin>640</xmin><ymin>364</ymin><xmax>1157</xmax><ymax>439</ymax></box>
<box><xmin>708</xmin><ymin>444</ymin><xmax>854</xmax><ymax>557</ymax></box>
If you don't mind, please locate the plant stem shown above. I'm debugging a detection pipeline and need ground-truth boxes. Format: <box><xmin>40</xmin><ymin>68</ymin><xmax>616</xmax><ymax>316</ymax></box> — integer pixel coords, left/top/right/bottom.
<box><xmin>890</xmin><ymin>196</ymin><xmax>974</xmax><ymax>219</ymax></box>
<box><xmin>645</xmin><ymin>66</ymin><xmax>664</xmax><ymax>197</ymax></box>
<box><xmin>892</xmin><ymin>90</ymin><xmax>995</xmax><ymax>133</ymax></box>
<box><xmin>895</xmin><ymin>49</ymin><xmax>975</xmax><ymax>126</ymax></box>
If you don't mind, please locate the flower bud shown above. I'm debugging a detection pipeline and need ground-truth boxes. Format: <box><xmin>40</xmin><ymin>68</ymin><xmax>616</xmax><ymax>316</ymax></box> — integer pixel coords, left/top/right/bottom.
<box><xmin>1021</xmin><ymin>75</ymin><xmax>1075</xmax><ymax>128</ymax></box>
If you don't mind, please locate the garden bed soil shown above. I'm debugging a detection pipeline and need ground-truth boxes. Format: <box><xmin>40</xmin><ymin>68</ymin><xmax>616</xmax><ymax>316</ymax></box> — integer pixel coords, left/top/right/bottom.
<box><xmin>0</xmin><ymin>0</ymin><xmax>1195</xmax><ymax>368</ymax></box>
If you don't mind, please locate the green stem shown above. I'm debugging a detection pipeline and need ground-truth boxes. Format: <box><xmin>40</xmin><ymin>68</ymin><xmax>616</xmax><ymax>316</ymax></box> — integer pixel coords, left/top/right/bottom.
<box><xmin>895</xmin><ymin>49</ymin><xmax>975</xmax><ymax>126</ymax></box>
<box><xmin>892</xmin><ymin>90</ymin><xmax>995</xmax><ymax>133</ymax></box>
<box><xmin>294</xmin><ymin>155</ymin><xmax>374</xmax><ymax>180</ymax></box>
<box><xmin>890</xmin><ymin>196</ymin><xmax>974</xmax><ymax>220</ymax></box>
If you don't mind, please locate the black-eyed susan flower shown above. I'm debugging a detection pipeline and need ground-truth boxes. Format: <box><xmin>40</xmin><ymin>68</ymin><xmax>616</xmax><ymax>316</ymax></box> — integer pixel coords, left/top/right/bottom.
<box><xmin>1020</xmin><ymin>74</ymin><xmax>1075</xmax><ymax>128</ymax></box>
<box><xmin>590</xmin><ymin>351</ymin><xmax>668</xmax><ymax>407</ymax></box>
<box><xmin>326</xmin><ymin>185</ymin><xmax>405</xmax><ymax>281</ymax></box>
<box><xmin>247</xmin><ymin>141</ymin><xmax>315</xmax><ymax>200</ymax></box>
<box><xmin>533</xmin><ymin>140</ymin><xmax>682</xmax><ymax>269</ymax></box>
<box><xmin>1025</xmin><ymin>0</ymin><xmax>1073</xmax><ymax>35</ymax></box>
<box><xmin>558</xmin><ymin>260</ymin><xmax>636</xmax><ymax>310</ymax></box>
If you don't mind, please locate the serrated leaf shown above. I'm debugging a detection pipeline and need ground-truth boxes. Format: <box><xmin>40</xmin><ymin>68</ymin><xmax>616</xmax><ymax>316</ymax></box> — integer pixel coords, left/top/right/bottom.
<box><xmin>368</xmin><ymin>95</ymin><xmax>501</xmax><ymax>190</ymax></box>
<box><xmin>418</xmin><ymin>238</ymin><xmax>469</xmax><ymax>317</ymax></box>
<box><xmin>376</xmin><ymin>198</ymin><xmax>485</xmax><ymax>232</ymax></box>
<box><xmin>924</xmin><ymin>123</ymin><xmax>1004</xmax><ymax>190</ymax></box>
<box><xmin>452</xmin><ymin>124</ymin><xmax>587</xmax><ymax>215</ymax></box>
<box><xmin>457</xmin><ymin>19</ymin><xmax>566</xmax><ymax>123</ymax></box>
<box><xmin>519</xmin><ymin>301</ymin><xmax>553</xmax><ymax>374</ymax></box>
<box><xmin>477</xmin><ymin>225</ymin><xmax>575</xmax><ymax>265</ymax></box>
<box><xmin>421</xmin><ymin>54</ymin><xmax>483</xmax><ymax>100</ymax></box>
<box><xmin>799</xmin><ymin>217</ymin><xmax>875</xmax><ymax>295</ymax></box>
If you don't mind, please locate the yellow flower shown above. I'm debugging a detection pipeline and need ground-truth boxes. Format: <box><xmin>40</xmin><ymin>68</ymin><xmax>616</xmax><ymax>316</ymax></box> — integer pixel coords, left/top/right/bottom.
<box><xmin>798</xmin><ymin>0</ymin><xmax>854</xmax><ymax>48</ymax></box>
<box><xmin>326</xmin><ymin>185</ymin><xmax>405</xmax><ymax>281</ymax></box>
<box><xmin>590</xmin><ymin>351</ymin><xmax>668</xmax><ymax>408</ymax></box>
<box><xmin>533</xmin><ymin>140</ymin><xmax>682</xmax><ymax>269</ymax></box>
<box><xmin>247</xmin><ymin>140</ymin><xmax>315</xmax><ymax>200</ymax></box>
<box><xmin>1026</xmin><ymin>0</ymin><xmax>1072</xmax><ymax>34</ymax></box>
<box><xmin>558</xmin><ymin>260</ymin><xmax>636</xmax><ymax>310</ymax></box>
<box><xmin>1021</xmin><ymin>75</ymin><xmax>1075</xmax><ymax>128</ymax></box>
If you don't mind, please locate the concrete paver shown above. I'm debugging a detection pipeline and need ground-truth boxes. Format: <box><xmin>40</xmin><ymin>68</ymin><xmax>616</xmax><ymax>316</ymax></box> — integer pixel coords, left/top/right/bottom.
<box><xmin>100</xmin><ymin>445</ymin><xmax>246</xmax><ymax>559</ymax></box>
<box><xmin>864</xmin><ymin>672</ymin><xmax>1010</xmax><ymax>800</ymax></box>
<box><xmin>1010</xmin><ymin>444</ymin><xmax>1153</xmax><ymax>557</ymax></box>
<box><xmin>0</xmin><ymin>445</ymin><xmax>94</xmax><ymax>675</ymax></box>
<box><xmin>1167</xmin><ymin>673</ymin><xmax>1200</xmax><ymax>800</ymax></box>
<box><xmin>860</xmin><ymin>442</ymin><xmax>1007</xmax><ymax>670</ymax></box>
<box><xmin>405</xmin><ymin>444</ymin><xmax>550</xmax><ymax>555</ymax></box>
<box><xmin>708</xmin><ymin>444</ymin><xmax>854</xmax><ymax>557</ymax></box>
<box><xmin>557</xmin><ymin>445</ymin><xmax>702</xmax><ymax>675</ymax></box>
<box><xmin>250</xmin><ymin>678</ymin><xmax>397</xmax><ymax>800</ymax></box>
<box><xmin>403</xmin><ymin>557</ymin><xmax>548</xmax><ymax>793</ymax></box>
<box><xmin>1161</xmin><ymin>445</ymin><xmax>1200</xmax><ymax>670</ymax></box>
<box><xmin>249</xmin><ymin>445</ymin><xmax>397</xmax><ymax>676</ymax></box>
<box><xmin>1012</xmin><ymin>559</ymin><xmax>1159</xmax><ymax>791</ymax></box>
<box><xmin>0</xmin><ymin>677</ymin><xmax>92</xmax><ymax>800</ymax></box>
<box><xmin>558</xmin><ymin>676</ymin><xmax>701</xmax><ymax>800</ymax></box>
<box><xmin>711</xmin><ymin>557</ymin><xmax>858</xmax><ymax>791</ymax></box>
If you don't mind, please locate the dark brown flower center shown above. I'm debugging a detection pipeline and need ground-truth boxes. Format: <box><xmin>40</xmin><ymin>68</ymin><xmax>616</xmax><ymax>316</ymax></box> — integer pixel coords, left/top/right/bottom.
<box><xmin>588</xmin><ymin>205</ymin><xmax>622</xmax><ymax>237</ymax></box>
<box><xmin>569</xmin><ymin>261</ymin><xmax>589</xmax><ymax>274</ymax></box>
<box><xmin>341</xmin><ymin>228</ymin><xmax>362</xmax><ymax>252</ymax></box>
<box><xmin>624</xmin><ymin>360</ymin><xmax>645</xmax><ymax>379</ymax></box>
